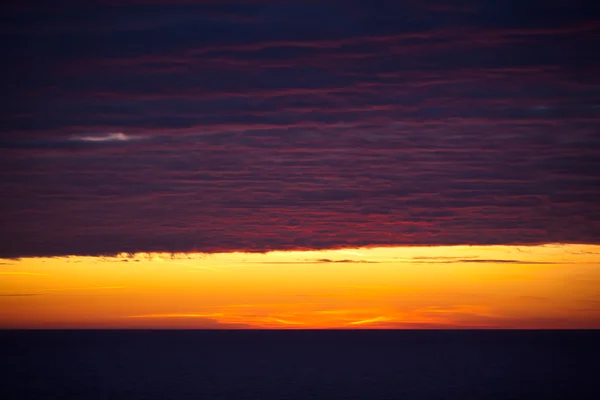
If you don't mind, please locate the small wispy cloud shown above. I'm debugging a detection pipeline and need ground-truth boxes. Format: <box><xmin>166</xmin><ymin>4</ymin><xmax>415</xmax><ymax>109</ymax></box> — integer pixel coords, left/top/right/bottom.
<box><xmin>459</xmin><ymin>259</ymin><xmax>558</xmax><ymax>264</ymax></box>
<box><xmin>316</xmin><ymin>259</ymin><xmax>379</xmax><ymax>264</ymax></box>
<box><xmin>254</xmin><ymin>259</ymin><xmax>379</xmax><ymax>264</ymax></box>
<box><xmin>406</xmin><ymin>258</ymin><xmax>558</xmax><ymax>265</ymax></box>
<box><xmin>45</xmin><ymin>286</ymin><xmax>125</xmax><ymax>291</ymax></box>
<box><xmin>264</xmin><ymin>317</ymin><xmax>306</xmax><ymax>326</ymax></box>
<box><xmin>348</xmin><ymin>316</ymin><xmax>392</xmax><ymax>325</ymax></box>
<box><xmin>70</xmin><ymin>132</ymin><xmax>144</xmax><ymax>142</ymax></box>
<box><xmin>0</xmin><ymin>271</ymin><xmax>49</xmax><ymax>276</ymax></box>
<box><xmin>127</xmin><ymin>313</ymin><xmax>224</xmax><ymax>318</ymax></box>
<box><xmin>411</xmin><ymin>256</ymin><xmax>479</xmax><ymax>261</ymax></box>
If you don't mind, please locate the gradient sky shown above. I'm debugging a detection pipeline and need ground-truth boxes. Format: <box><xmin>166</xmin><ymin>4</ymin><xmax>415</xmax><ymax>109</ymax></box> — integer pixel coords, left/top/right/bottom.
<box><xmin>1</xmin><ymin>1</ymin><xmax>599</xmax><ymax>328</ymax></box>
<box><xmin>2</xmin><ymin>245</ymin><xmax>599</xmax><ymax>329</ymax></box>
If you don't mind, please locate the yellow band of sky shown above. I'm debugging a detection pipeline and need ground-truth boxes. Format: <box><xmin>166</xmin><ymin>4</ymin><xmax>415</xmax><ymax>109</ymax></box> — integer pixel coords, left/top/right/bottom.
<box><xmin>1</xmin><ymin>244</ymin><xmax>599</xmax><ymax>329</ymax></box>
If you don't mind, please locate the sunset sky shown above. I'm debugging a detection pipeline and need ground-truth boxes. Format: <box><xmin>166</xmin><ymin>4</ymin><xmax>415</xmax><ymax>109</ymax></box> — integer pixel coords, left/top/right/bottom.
<box><xmin>1</xmin><ymin>0</ymin><xmax>599</xmax><ymax>329</ymax></box>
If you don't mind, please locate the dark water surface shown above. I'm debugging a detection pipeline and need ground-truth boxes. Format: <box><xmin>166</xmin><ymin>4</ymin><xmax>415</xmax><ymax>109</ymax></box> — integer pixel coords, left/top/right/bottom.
<box><xmin>1</xmin><ymin>330</ymin><xmax>598</xmax><ymax>399</ymax></box>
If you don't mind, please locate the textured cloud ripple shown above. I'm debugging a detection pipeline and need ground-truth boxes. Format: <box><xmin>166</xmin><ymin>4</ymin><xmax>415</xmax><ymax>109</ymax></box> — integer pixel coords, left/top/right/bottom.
<box><xmin>1</xmin><ymin>0</ymin><xmax>599</xmax><ymax>257</ymax></box>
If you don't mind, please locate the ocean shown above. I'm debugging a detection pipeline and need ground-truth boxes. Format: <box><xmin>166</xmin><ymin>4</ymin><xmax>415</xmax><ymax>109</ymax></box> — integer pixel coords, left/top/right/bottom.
<box><xmin>1</xmin><ymin>330</ymin><xmax>597</xmax><ymax>399</ymax></box>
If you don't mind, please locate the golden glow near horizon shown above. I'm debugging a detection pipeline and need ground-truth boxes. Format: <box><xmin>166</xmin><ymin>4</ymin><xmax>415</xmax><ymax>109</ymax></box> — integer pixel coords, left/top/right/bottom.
<box><xmin>1</xmin><ymin>244</ymin><xmax>599</xmax><ymax>329</ymax></box>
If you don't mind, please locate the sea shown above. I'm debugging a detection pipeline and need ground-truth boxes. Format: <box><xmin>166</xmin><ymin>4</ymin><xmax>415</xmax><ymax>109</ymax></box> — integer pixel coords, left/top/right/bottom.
<box><xmin>1</xmin><ymin>330</ymin><xmax>598</xmax><ymax>400</ymax></box>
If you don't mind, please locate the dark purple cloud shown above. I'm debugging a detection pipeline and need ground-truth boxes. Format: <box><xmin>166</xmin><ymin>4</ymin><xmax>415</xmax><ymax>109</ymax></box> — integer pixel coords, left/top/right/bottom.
<box><xmin>1</xmin><ymin>1</ymin><xmax>599</xmax><ymax>257</ymax></box>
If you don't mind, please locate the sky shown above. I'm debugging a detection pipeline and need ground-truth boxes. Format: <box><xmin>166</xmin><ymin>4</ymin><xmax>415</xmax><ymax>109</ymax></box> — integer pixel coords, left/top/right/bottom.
<box><xmin>2</xmin><ymin>245</ymin><xmax>600</xmax><ymax>329</ymax></box>
<box><xmin>1</xmin><ymin>0</ymin><xmax>599</xmax><ymax>328</ymax></box>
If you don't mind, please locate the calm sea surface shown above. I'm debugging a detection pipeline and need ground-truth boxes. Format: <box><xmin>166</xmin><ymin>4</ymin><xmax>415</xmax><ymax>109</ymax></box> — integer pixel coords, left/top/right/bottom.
<box><xmin>1</xmin><ymin>330</ymin><xmax>598</xmax><ymax>399</ymax></box>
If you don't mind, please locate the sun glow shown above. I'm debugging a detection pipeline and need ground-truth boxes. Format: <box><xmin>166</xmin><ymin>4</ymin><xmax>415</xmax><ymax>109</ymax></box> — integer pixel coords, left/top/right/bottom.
<box><xmin>1</xmin><ymin>244</ymin><xmax>599</xmax><ymax>329</ymax></box>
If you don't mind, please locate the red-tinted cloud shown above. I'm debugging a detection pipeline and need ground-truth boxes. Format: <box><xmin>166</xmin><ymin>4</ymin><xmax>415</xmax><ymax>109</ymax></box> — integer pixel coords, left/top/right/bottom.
<box><xmin>1</xmin><ymin>1</ymin><xmax>599</xmax><ymax>256</ymax></box>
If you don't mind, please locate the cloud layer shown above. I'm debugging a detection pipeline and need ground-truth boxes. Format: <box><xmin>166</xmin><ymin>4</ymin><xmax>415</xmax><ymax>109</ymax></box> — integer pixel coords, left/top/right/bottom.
<box><xmin>1</xmin><ymin>1</ymin><xmax>599</xmax><ymax>257</ymax></box>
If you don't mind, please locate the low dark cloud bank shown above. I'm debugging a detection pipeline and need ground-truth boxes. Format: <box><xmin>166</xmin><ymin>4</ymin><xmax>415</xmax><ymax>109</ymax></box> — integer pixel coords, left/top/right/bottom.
<box><xmin>1</xmin><ymin>1</ymin><xmax>599</xmax><ymax>257</ymax></box>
